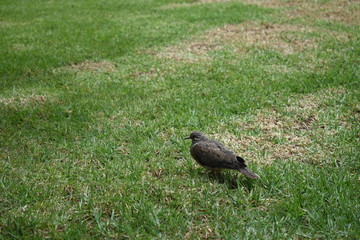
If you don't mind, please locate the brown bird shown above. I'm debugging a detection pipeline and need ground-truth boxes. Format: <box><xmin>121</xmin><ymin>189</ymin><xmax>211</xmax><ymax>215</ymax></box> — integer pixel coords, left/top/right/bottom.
<box><xmin>185</xmin><ymin>131</ymin><xmax>259</xmax><ymax>179</ymax></box>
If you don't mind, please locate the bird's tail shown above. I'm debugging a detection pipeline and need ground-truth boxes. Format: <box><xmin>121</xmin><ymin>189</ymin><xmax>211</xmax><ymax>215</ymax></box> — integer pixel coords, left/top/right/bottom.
<box><xmin>239</xmin><ymin>168</ymin><xmax>259</xmax><ymax>179</ymax></box>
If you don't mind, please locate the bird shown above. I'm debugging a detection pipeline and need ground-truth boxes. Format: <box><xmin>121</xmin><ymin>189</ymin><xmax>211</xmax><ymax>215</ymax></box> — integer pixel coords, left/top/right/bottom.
<box><xmin>185</xmin><ymin>131</ymin><xmax>259</xmax><ymax>179</ymax></box>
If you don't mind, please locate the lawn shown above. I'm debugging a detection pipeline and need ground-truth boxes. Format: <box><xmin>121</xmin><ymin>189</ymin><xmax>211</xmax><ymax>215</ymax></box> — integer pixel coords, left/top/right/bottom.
<box><xmin>0</xmin><ymin>0</ymin><xmax>359</xmax><ymax>239</ymax></box>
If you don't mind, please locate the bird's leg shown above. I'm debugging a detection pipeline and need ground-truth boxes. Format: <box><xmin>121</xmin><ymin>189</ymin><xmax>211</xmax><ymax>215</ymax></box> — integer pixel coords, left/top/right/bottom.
<box><xmin>208</xmin><ymin>169</ymin><xmax>225</xmax><ymax>183</ymax></box>
<box><xmin>212</xmin><ymin>169</ymin><xmax>221</xmax><ymax>178</ymax></box>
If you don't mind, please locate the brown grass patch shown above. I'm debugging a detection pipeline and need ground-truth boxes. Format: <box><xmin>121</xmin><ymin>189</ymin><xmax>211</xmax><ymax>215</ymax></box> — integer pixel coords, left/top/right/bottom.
<box><xmin>160</xmin><ymin>0</ymin><xmax>360</xmax><ymax>25</ymax></box>
<box><xmin>156</xmin><ymin>40</ymin><xmax>220</xmax><ymax>62</ymax></box>
<box><xmin>237</xmin><ymin>0</ymin><xmax>281</xmax><ymax>8</ymax></box>
<box><xmin>286</xmin><ymin>0</ymin><xmax>360</xmax><ymax>25</ymax></box>
<box><xmin>130</xmin><ymin>67</ymin><xmax>161</xmax><ymax>79</ymax></box>
<box><xmin>209</xmin><ymin>22</ymin><xmax>350</xmax><ymax>54</ymax></box>
<box><xmin>0</xmin><ymin>21</ymin><xmax>10</xmax><ymax>26</ymax></box>
<box><xmin>159</xmin><ymin>0</ymin><xmax>236</xmax><ymax>9</ymax></box>
<box><xmin>240</xmin><ymin>0</ymin><xmax>360</xmax><ymax>25</ymax></box>
<box><xmin>0</xmin><ymin>94</ymin><xmax>50</xmax><ymax>106</ymax></box>
<box><xmin>156</xmin><ymin>0</ymin><xmax>354</xmax><ymax>63</ymax></box>
<box><xmin>151</xmin><ymin>168</ymin><xmax>164</xmax><ymax>178</ymax></box>
<box><xmin>212</xmin><ymin>87</ymin><xmax>350</xmax><ymax>165</ymax></box>
<box><xmin>198</xmin><ymin>0</ymin><xmax>235</xmax><ymax>2</ymax></box>
<box><xmin>184</xmin><ymin>223</ymin><xmax>218</xmax><ymax>240</ymax></box>
<box><xmin>214</xmin><ymin>23</ymin><xmax>319</xmax><ymax>55</ymax></box>
<box><xmin>157</xmin><ymin>21</ymin><xmax>349</xmax><ymax>62</ymax></box>
<box><xmin>69</xmin><ymin>60</ymin><xmax>117</xmax><ymax>72</ymax></box>
<box><xmin>157</xmin><ymin>3</ymin><xmax>195</xmax><ymax>9</ymax></box>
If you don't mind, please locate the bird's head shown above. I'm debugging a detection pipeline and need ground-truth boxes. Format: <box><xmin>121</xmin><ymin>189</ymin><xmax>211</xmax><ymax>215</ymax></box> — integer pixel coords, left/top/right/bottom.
<box><xmin>185</xmin><ymin>131</ymin><xmax>208</xmax><ymax>142</ymax></box>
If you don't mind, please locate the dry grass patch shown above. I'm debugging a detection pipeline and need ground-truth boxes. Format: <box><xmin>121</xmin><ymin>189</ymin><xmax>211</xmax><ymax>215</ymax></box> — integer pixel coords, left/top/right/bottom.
<box><xmin>184</xmin><ymin>223</ymin><xmax>218</xmax><ymax>240</ymax></box>
<box><xmin>157</xmin><ymin>21</ymin><xmax>350</xmax><ymax>62</ymax></box>
<box><xmin>156</xmin><ymin>40</ymin><xmax>220</xmax><ymax>63</ymax></box>
<box><xmin>129</xmin><ymin>67</ymin><xmax>162</xmax><ymax>79</ymax></box>
<box><xmin>64</xmin><ymin>60</ymin><xmax>117</xmax><ymax>73</ymax></box>
<box><xmin>237</xmin><ymin>0</ymin><xmax>282</xmax><ymax>9</ymax></box>
<box><xmin>207</xmin><ymin>22</ymin><xmax>350</xmax><ymax>54</ymax></box>
<box><xmin>159</xmin><ymin>0</ymin><xmax>236</xmax><ymax>9</ymax></box>
<box><xmin>240</xmin><ymin>0</ymin><xmax>360</xmax><ymax>25</ymax></box>
<box><xmin>285</xmin><ymin>0</ymin><xmax>360</xmax><ymax>25</ymax></box>
<box><xmin>53</xmin><ymin>60</ymin><xmax>117</xmax><ymax>75</ymax></box>
<box><xmin>161</xmin><ymin>0</ymin><xmax>360</xmax><ymax>25</ymax></box>
<box><xmin>212</xmin><ymin>87</ymin><xmax>351</xmax><ymax>165</ymax></box>
<box><xmin>198</xmin><ymin>0</ymin><xmax>235</xmax><ymax>3</ymax></box>
<box><xmin>0</xmin><ymin>94</ymin><xmax>51</xmax><ymax>107</ymax></box>
<box><xmin>216</xmin><ymin>23</ymin><xmax>318</xmax><ymax>55</ymax></box>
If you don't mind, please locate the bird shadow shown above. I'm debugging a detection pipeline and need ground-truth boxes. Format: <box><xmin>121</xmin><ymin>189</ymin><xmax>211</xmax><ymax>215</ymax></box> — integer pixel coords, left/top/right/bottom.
<box><xmin>189</xmin><ymin>168</ymin><xmax>255</xmax><ymax>190</ymax></box>
<box><xmin>207</xmin><ymin>171</ymin><xmax>240</xmax><ymax>189</ymax></box>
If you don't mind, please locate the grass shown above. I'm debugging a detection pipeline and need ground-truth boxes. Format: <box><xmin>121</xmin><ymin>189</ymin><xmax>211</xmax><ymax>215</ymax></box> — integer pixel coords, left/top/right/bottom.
<box><xmin>1</xmin><ymin>0</ymin><xmax>359</xmax><ymax>239</ymax></box>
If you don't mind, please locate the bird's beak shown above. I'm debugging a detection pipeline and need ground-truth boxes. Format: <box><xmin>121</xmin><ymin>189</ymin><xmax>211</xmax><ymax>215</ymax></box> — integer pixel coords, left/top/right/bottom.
<box><xmin>184</xmin><ymin>136</ymin><xmax>191</xmax><ymax>140</ymax></box>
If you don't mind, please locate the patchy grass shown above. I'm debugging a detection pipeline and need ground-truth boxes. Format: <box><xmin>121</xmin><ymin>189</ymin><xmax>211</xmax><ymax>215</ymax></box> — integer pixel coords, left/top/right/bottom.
<box><xmin>156</xmin><ymin>20</ymin><xmax>351</xmax><ymax>64</ymax></box>
<box><xmin>239</xmin><ymin>0</ymin><xmax>360</xmax><ymax>25</ymax></box>
<box><xmin>213</xmin><ymin>87</ymin><xmax>358</xmax><ymax>167</ymax></box>
<box><xmin>1</xmin><ymin>0</ymin><xmax>359</xmax><ymax>239</ymax></box>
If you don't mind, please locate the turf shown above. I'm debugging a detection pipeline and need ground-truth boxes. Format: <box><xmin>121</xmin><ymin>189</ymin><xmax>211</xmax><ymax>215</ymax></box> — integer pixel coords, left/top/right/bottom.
<box><xmin>1</xmin><ymin>0</ymin><xmax>359</xmax><ymax>239</ymax></box>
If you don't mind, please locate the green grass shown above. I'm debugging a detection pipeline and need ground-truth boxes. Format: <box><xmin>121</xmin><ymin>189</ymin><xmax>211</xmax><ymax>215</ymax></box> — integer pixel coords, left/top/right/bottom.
<box><xmin>1</xmin><ymin>0</ymin><xmax>359</xmax><ymax>239</ymax></box>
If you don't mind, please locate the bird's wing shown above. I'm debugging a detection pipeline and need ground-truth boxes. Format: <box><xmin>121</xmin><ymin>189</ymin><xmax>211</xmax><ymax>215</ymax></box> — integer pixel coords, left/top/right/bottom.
<box><xmin>191</xmin><ymin>140</ymin><xmax>239</xmax><ymax>170</ymax></box>
<box><xmin>210</xmin><ymin>140</ymin><xmax>248</xmax><ymax>168</ymax></box>
<box><xmin>207</xmin><ymin>140</ymin><xmax>235</xmax><ymax>154</ymax></box>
